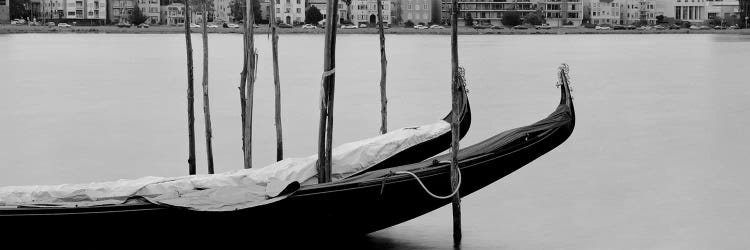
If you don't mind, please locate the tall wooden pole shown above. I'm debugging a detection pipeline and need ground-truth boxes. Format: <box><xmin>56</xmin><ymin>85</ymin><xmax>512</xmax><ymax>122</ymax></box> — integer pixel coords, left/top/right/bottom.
<box><xmin>243</xmin><ymin>0</ymin><xmax>257</xmax><ymax>169</ymax></box>
<box><xmin>316</xmin><ymin>0</ymin><xmax>339</xmax><ymax>184</ymax></box>
<box><xmin>238</xmin><ymin>10</ymin><xmax>248</xmax><ymax>164</ymax></box>
<box><xmin>450</xmin><ymin>0</ymin><xmax>463</xmax><ymax>244</ymax></box>
<box><xmin>184</xmin><ymin>0</ymin><xmax>197</xmax><ymax>175</ymax></box>
<box><xmin>376</xmin><ymin>0</ymin><xmax>387</xmax><ymax>135</ymax></box>
<box><xmin>201</xmin><ymin>3</ymin><xmax>215</xmax><ymax>174</ymax></box>
<box><xmin>270</xmin><ymin>0</ymin><xmax>283</xmax><ymax>161</ymax></box>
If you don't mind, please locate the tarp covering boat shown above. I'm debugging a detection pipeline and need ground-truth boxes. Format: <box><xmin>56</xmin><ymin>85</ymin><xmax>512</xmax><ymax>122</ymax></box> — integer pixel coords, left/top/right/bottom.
<box><xmin>0</xmin><ymin>120</ymin><xmax>451</xmax><ymax>211</ymax></box>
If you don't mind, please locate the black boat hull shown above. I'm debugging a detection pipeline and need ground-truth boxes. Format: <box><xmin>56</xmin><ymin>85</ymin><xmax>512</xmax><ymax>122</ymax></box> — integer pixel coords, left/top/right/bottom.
<box><xmin>0</xmin><ymin>69</ymin><xmax>573</xmax><ymax>244</ymax></box>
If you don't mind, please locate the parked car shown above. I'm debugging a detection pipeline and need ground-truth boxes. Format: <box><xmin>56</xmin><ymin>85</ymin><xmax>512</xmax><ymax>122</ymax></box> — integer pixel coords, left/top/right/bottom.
<box><xmin>429</xmin><ymin>24</ymin><xmax>445</xmax><ymax>29</ymax></box>
<box><xmin>668</xmin><ymin>24</ymin><xmax>680</xmax><ymax>30</ymax></box>
<box><xmin>227</xmin><ymin>23</ymin><xmax>240</xmax><ymax>28</ymax></box>
<box><xmin>728</xmin><ymin>25</ymin><xmax>738</xmax><ymax>29</ymax></box>
<box><xmin>413</xmin><ymin>24</ymin><xmax>425</xmax><ymax>29</ymax></box>
<box><xmin>512</xmin><ymin>25</ymin><xmax>529</xmax><ymax>30</ymax></box>
<box><xmin>57</xmin><ymin>23</ymin><xmax>72</xmax><ymax>28</ymax></box>
<box><xmin>626</xmin><ymin>25</ymin><xmax>636</xmax><ymax>30</ymax></box>
<box><xmin>190</xmin><ymin>23</ymin><xmax>201</xmax><ymax>28</ymax></box>
<box><xmin>473</xmin><ymin>24</ymin><xmax>491</xmax><ymax>29</ymax></box>
<box><xmin>340</xmin><ymin>24</ymin><xmax>358</xmax><ymax>29</ymax></box>
<box><xmin>595</xmin><ymin>25</ymin><xmax>611</xmax><ymax>30</ymax></box>
<box><xmin>358</xmin><ymin>23</ymin><xmax>368</xmax><ymax>28</ymax></box>
<box><xmin>137</xmin><ymin>23</ymin><xmax>150</xmax><ymax>28</ymax></box>
<box><xmin>302</xmin><ymin>24</ymin><xmax>316</xmax><ymax>29</ymax></box>
<box><xmin>636</xmin><ymin>25</ymin><xmax>651</xmax><ymax>30</ymax></box>
<box><xmin>653</xmin><ymin>25</ymin><xmax>667</xmax><ymax>30</ymax></box>
<box><xmin>278</xmin><ymin>23</ymin><xmax>293</xmax><ymax>28</ymax></box>
<box><xmin>535</xmin><ymin>24</ymin><xmax>551</xmax><ymax>30</ymax></box>
<box><xmin>491</xmin><ymin>25</ymin><xmax>504</xmax><ymax>30</ymax></box>
<box><xmin>46</xmin><ymin>22</ymin><xmax>56</xmax><ymax>27</ymax></box>
<box><xmin>206</xmin><ymin>23</ymin><xmax>219</xmax><ymax>28</ymax></box>
<box><xmin>613</xmin><ymin>25</ymin><xmax>626</xmax><ymax>30</ymax></box>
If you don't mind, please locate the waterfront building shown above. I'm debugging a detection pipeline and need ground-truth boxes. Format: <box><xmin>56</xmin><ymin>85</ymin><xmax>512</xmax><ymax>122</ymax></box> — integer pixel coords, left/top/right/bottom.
<box><xmin>590</xmin><ymin>0</ymin><xmax>656</xmax><ymax>25</ymax></box>
<box><xmin>31</xmin><ymin>0</ymin><xmax>107</xmax><ymax>23</ymax></box>
<box><xmin>441</xmin><ymin>0</ymin><xmax>540</xmax><ymax>26</ymax></box>
<box><xmin>0</xmin><ymin>0</ymin><xmax>9</xmax><ymax>24</ymax></box>
<box><xmin>707</xmin><ymin>0</ymin><xmax>740</xmax><ymax>19</ymax></box>
<box><xmin>656</xmin><ymin>0</ymin><xmax>708</xmax><ymax>22</ymax></box>
<box><xmin>159</xmin><ymin>2</ymin><xmax>183</xmax><ymax>25</ymax></box>
<box><xmin>540</xmin><ymin>0</ymin><xmax>584</xmax><ymax>26</ymax></box>
<box><xmin>305</xmin><ymin>0</ymin><xmax>346</xmax><ymax>23</ymax></box>
<box><xmin>272</xmin><ymin>0</ymin><xmax>306</xmax><ymax>24</ymax></box>
<box><xmin>260</xmin><ymin>0</ymin><xmax>270</xmax><ymax>22</ymax></box>
<box><xmin>350</xmin><ymin>0</ymin><xmax>391</xmax><ymax>25</ymax></box>
<box><xmin>213</xmin><ymin>0</ymin><xmax>230</xmax><ymax>22</ymax></box>
<box><xmin>136</xmin><ymin>0</ymin><xmax>159</xmax><ymax>24</ymax></box>
<box><xmin>108</xmin><ymin>0</ymin><xmax>135</xmax><ymax>23</ymax></box>
<box><xmin>401</xmin><ymin>0</ymin><xmax>433</xmax><ymax>24</ymax></box>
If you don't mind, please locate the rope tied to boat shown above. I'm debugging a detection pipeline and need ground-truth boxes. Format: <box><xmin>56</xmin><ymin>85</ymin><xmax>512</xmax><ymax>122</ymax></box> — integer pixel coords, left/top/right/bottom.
<box><xmin>393</xmin><ymin>160</ymin><xmax>462</xmax><ymax>200</ymax></box>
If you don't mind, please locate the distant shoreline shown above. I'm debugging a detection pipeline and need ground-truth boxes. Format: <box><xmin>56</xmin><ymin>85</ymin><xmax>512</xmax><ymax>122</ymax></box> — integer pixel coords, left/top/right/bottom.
<box><xmin>2</xmin><ymin>24</ymin><xmax>749</xmax><ymax>35</ymax></box>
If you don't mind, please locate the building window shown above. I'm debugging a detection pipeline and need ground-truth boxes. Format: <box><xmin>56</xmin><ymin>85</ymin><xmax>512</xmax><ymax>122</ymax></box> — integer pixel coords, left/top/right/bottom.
<box><xmin>276</xmin><ymin>8</ymin><xmax>280</xmax><ymax>13</ymax></box>
<box><xmin>296</xmin><ymin>0</ymin><xmax>300</xmax><ymax>4</ymax></box>
<box><xmin>296</xmin><ymin>8</ymin><xmax>300</xmax><ymax>13</ymax></box>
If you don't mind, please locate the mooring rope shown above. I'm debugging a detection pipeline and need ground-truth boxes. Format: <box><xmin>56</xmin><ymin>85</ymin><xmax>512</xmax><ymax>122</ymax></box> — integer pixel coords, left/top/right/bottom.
<box><xmin>395</xmin><ymin>164</ymin><xmax>462</xmax><ymax>200</ymax></box>
<box><xmin>318</xmin><ymin>68</ymin><xmax>336</xmax><ymax>108</ymax></box>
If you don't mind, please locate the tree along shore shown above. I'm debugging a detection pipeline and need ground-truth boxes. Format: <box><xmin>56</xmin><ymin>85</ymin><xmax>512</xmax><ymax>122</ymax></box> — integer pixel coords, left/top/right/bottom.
<box><xmin>2</xmin><ymin>24</ymin><xmax>749</xmax><ymax>35</ymax></box>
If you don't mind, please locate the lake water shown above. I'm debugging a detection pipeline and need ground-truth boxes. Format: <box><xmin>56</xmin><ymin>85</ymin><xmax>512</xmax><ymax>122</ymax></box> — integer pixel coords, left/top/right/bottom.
<box><xmin>2</xmin><ymin>33</ymin><xmax>750</xmax><ymax>249</ymax></box>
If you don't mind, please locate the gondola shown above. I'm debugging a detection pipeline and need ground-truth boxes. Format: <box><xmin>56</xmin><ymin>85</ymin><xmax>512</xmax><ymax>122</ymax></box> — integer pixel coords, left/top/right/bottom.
<box><xmin>0</xmin><ymin>66</ymin><xmax>573</xmax><ymax>244</ymax></box>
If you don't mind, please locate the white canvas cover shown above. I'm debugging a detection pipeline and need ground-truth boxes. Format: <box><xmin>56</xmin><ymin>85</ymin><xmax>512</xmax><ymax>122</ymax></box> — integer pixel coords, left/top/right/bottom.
<box><xmin>0</xmin><ymin>120</ymin><xmax>451</xmax><ymax>211</ymax></box>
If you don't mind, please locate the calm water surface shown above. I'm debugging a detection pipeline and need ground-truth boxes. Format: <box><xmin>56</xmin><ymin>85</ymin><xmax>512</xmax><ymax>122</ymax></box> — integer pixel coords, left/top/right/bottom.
<box><xmin>1</xmin><ymin>33</ymin><xmax>750</xmax><ymax>249</ymax></box>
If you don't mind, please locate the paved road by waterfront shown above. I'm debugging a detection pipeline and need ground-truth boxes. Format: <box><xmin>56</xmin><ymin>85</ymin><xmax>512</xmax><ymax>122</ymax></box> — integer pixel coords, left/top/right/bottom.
<box><xmin>2</xmin><ymin>24</ymin><xmax>749</xmax><ymax>35</ymax></box>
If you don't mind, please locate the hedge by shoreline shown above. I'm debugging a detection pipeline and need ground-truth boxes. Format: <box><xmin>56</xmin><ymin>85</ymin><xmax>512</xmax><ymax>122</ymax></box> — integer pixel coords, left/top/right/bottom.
<box><xmin>1</xmin><ymin>24</ymin><xmax>749</xmax><ymax>35</ymax></box>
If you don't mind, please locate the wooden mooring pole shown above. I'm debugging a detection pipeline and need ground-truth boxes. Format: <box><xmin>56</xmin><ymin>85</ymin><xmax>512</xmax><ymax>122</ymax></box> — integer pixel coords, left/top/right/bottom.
<box><xmin>201</xmin><ymin>3</ymin><xmax>215</xmax><ymax>174</ymax></box>
<box><xmin>243</xmin><ymin>0</ymin><xmax>257</xmax><ymax>169</ymax></box>
<box><xmin>376</xmin><ymin>0</ymin><xmax>387</xmax><ymax>135</ymax></box>
<box><xmin>450</xmin><ymin>0</ymin><xmax>463</xmax><ymax>244</ymax></box>
<box><xmin>238</xmin><ymin>11</ymin><xmax>248</xmax><ymax>165</ymax></box>
<box><xmin>270</xmin><ymin>0</ymin><xmax>284</xmax><ymax>161</ymax></box>
<box><xmin>184</xmin><ymin>0</ymin><xmax>196</xmax><ymax>175</ymax></box>
<box><xmin>317</xmin><ymin>0</ymin><xmax>339</xmax><ymax>183</ymax></box>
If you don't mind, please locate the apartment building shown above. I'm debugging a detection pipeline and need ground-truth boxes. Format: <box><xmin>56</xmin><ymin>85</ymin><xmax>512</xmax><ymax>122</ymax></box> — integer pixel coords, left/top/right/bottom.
<box><xmin>273</xmin><ymin>0</ymin><xmax>305</xmax><ymax>24</ymax></box>
<box><xmin>351</xmin><ymin>0</ymin><xmax>391</xmax><ymax>25</ymax></box>
<box><xmin>402</xmin><ymin>0</ymin><xmax>431</xmax><ymax>24</ymax></box>
<box><xmin>441</xmin><ymin>0</ymin><xmax>539</xmax><ymax>26</ymax></box>
<box><xmin>707</xmin><ymin>0</ymin><xmax>740</xmax><ymax>19</ymax></box>
<box><xmin>590</xmin><ymin>0</ymin><xmax>656</xmax><ymax>24</ymax></box>
<box><xmin>136</xmin><ymin>0</ymin><xmax>159</xmax><ymax>24</ymax></box>
<box><xmin>35</xmin><ymin>0</ymin><xmax>106</xmax><ymax>22</ymax></box>
<box><xmin>160</xmin><ymin>2</ymin><xmax>183</xmax><ymax>25</ymax></box>
<box><xmin>540</xmin><ymin>0</ymin><xmax>584</xmax><ymax>26</ymax></box>
<box><xmin>108</xmin><ymin>0</ymin><xmax>134</xmax><ymax>23</ymax></box>
<box><xmin>308</xmin><ymin>0</ymin><xmax>347</xmax><ymax>23</ymax></box>
<box><xmin>213</xmin><ymin>0</ymin><xmax>230</xmax><ymax>22</ymax></box>
<box><xmin>0</xmin><ymin>0</ymin><xmax>9</xmax><ymax>24</ymax></box>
